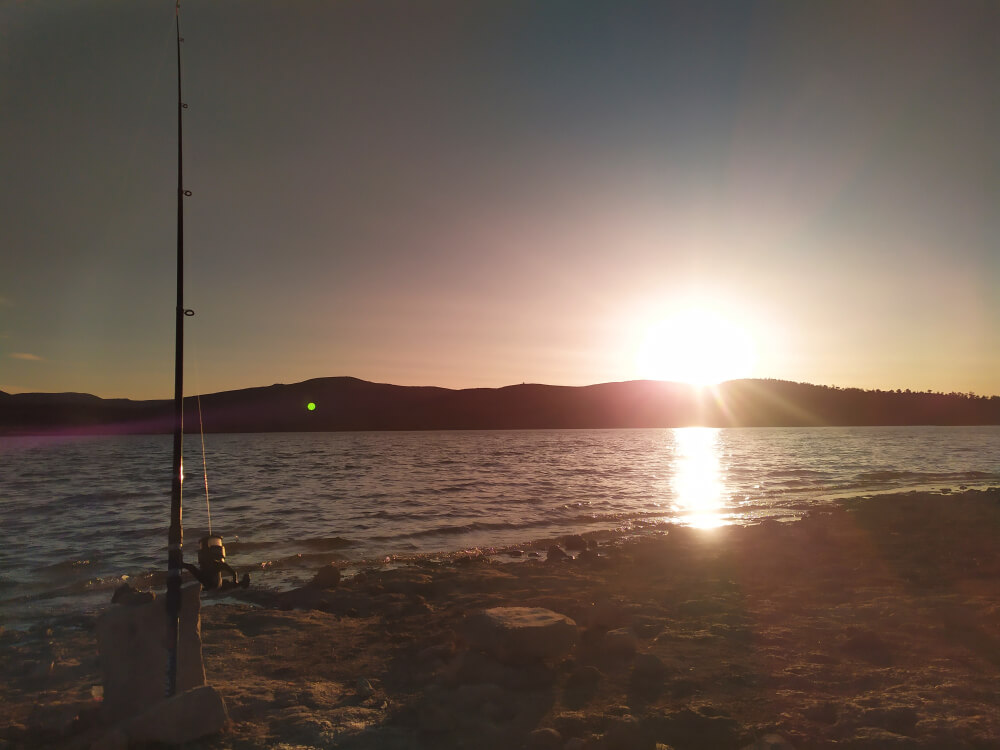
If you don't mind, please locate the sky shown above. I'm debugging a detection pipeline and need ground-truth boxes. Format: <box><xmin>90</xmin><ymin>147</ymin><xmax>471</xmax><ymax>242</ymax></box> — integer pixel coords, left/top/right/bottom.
<box><xmin>2</xmin><ymin>0</ymin><xmax>998</xmax><ymax>399</ymax></box>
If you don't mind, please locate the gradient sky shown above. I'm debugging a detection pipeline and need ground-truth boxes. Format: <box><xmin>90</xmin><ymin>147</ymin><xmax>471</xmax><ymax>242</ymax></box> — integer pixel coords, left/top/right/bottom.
<box><xmin>2</xmin><ymin>0</ymin><xmax>997</xmax><ymax>399</ymax></box>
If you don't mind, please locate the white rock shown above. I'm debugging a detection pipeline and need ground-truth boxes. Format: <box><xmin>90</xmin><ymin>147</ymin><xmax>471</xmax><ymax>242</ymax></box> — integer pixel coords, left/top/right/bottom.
<box><xmin>96</xmin><ymin>582</ymin><xmax>205</xmax><ymax>724</ymax></box>
<box><xmin>462</xmin><ymin>606</ymin><xmax>578</xmax><ymax>663</ymax></box>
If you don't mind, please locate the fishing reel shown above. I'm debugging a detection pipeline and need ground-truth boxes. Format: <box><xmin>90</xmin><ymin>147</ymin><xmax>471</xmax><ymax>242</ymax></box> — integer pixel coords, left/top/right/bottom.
<box><xmin>197</xmin><ymin>535</ymin><xmax>227</xmax><ymax>569</ymax></box>
<box><xmin>185</xmin><ymin>534</ymin><xmax>248</xmax><ymax>591</ymax></box>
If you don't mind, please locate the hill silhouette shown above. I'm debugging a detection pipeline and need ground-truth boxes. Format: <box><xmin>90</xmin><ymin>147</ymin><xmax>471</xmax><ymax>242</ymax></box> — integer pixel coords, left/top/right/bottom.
<box><xmin>1</xmin><ymin>378</ymin><xmax>999</xmax><ymax>435</ymax></box>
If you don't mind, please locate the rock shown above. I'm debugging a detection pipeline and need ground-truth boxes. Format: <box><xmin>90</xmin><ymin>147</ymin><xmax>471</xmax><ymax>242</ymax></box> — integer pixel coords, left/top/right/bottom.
<box><xmin>564</xmin><ymin>739</ymin><xmax>588</xmax><ymax>750</ymax></box>
<box><xmin>91</xmin><ymin>728</ymin><xmax>129</xmax><ymax>750</ymax></box>
<box><xmin>406</xmin><ymin>595</ymin><xmax>433</xmax><ymax>615</ymax></box>
<box><xmin>846</xmin><ymin>726</ymin><xmax>922</xmax><ymax>748</ymax></box>
<box><xmin>859</xmin><ymin>706</ymin><xmax>919</xmax><ymax>735</ymax></box>
<box><xmin>457</xmin><ymin>568</ymin><xmax>520</xmax><ymax>593</ymax></box>
<box><xmin>96</xmin><ymin>582</ymin><xmax>205</xmax><ymax>724</ymax></box>
<box><xmin>632</xmin><ymin>617</ymin><xmax>664</xmax><ymax>639</ymax></box>
<box><xmin>632</xmin><ymin>652</ymin><xmax>667</xmax><ymax>680</ymax></box>
<box><xmin>604</xmin><ymin>716</ymin><xmax>653</xmax><ymax>750</ymax></box>
<box><xmin>648</xmin><ymin>707</ymin><xmax>740</xmax><ymax>749</ymax></box>
<box><xmin>577</xmin><ymin>548</ymin><xmax>610</xmax><ymax>568</ymax></box>
<box><xmin>122</xmin><ymin>685</ymin><xmax>228</xmax><ymax>744</ymax></box>
<box><xmin>741</xmin><ymin>734</ymin><xmax>796</xmax><ymax>750</ymax></box>
<box><xmin>462</xmin><ymin>607</ymin><xmax>578</xmax><ymax>663</ymax></box>
<box><xmin>415</xmin><ymin>686</ymin><xmax>459</xmax><ymax>733</ymax></box>
<box><xmin>570</xmin><ymin>664</ymin><xmax>604</xmax><ymax>687</ymax></box>
<box><xmin>111</xmin><ymin>584</ymin><xmax>156</xmax><ymax>605</ymax></box>
<box><xmin>585</xmin><ymin>599</ymin><xmax>631</xmax><ymax>630</ymax></box>
<box><xmin>4</xmin><ymin>722</ymin><xmax>26</xmax><ymax>742</ymax></box>
<box><xmin>547</xmin><ymin>545</ymin><xmax>569</xmax><ymax>562</ymax></box>
<box><xmin>309</xmin><ymin>564</ymin><xmax>341</xmax><ymax>589</ymax></box>
<box><xmin>528</xmin><ymin>727</ymin><xmax>563</xmax><ymax>750</ymax></box>
<box><xmin>802</xmin><ymin>701</ymin><xmax>839</xmax><ymax>724</ymax></box>
<box><xmin>26</xmin><ymin>701</ymin><xmax>80</xmax><ymax>739</ymax></box>
<box><xmin>449</xmin><ymin>648</ymin><xmax>556</xmax><ymax>690</ymax></box>
<box><xmin>23</xmin><ymin>658</ymin><xmax>55</xmax><ymax>682</ymax></box>
<box><xmin>562</xmin><ymin>535</ymin><xmax>588</xmax><ymax>551</ymax></box>
<box><xmin>843</xmin><ymin>630</ymin><xmax>893</xmax><ymax>666</ymax></box>
<box><xmin>603</xmin><ymin>628</ymin><xmax>637</xmax><ymax>657</ymax></box>
<box><xmin>456</xmin><ymin>682</ymin><xmax>510</xmax><ymax>712</ymax></box>
<box><xmin>356</xmin><ymin>677</ymin><xmax>376</xmax><ymax>698</ymax></box>
<box><xmin>378</xmin><ymin>569</ymin><xmax>435</xmax><ymax>596</ymax></box>
<box><xmin>270</xmin><ymin>709</ymin><xmax>341</xmax><ymax>747</ymax></box>
<box><xmin>417</xmin><ymin>641</ymin><xmax>455</xmax><ymax>664</ymax></box>
<box><xmin>552</xmin><ymin>711</ymin><xmax>601</xmax><ymax>739</ymax></box>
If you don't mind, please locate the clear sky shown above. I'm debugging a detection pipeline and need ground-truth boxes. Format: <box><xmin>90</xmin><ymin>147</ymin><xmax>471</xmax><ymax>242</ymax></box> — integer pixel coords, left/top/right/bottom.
<box><xmin>2</xmin><ymin>0</ymin><xmax>997</xmax><ymax>399</ymax></box>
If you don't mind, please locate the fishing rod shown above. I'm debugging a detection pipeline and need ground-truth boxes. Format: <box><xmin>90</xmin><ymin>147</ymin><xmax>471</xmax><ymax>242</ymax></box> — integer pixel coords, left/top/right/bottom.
<box><xmin>166</xmin><ymin>0</ymin><xmax>193</xmax><ymax>698</ymax></box>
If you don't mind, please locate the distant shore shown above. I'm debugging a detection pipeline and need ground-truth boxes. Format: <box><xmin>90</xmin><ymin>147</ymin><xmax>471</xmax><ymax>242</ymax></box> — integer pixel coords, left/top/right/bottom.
<box><xmin>3</xmin><ymin>488</ymin><xmax>999</xmax><ymax>749</ymax></box>
<box><xmin>3</xmin><ymin>377</ymin><xmax>1000</xmax><ymax>434</ymax></box>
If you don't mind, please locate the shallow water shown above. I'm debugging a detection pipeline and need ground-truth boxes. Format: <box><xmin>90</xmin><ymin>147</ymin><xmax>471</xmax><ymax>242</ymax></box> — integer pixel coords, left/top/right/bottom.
<box><xmin>2</xmin><ymin>426</ymin><xmax>999</xmax><ymax>626</ymax></box>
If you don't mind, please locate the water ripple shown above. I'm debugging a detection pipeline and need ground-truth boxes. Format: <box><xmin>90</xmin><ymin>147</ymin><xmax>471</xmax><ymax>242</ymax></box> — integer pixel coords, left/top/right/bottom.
<box><xmin>1</xmin><ymin>427</ymin><xmax>999</xmax><ymax>622</ymax></box>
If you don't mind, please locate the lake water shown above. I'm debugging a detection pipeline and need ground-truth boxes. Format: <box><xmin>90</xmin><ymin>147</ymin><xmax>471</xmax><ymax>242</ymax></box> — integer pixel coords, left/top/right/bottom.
<box><xmin>2</xmin><ymin>426</ymin><xmax>999</xmax><ymax>627</ymax></box>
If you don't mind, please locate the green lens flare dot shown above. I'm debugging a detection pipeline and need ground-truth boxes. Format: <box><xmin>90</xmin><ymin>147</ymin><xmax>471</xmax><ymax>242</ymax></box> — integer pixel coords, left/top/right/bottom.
<box><xmin>307</xmin><ymin>402</ymin><xmax>316</xmax><ymax>411</ymax></box>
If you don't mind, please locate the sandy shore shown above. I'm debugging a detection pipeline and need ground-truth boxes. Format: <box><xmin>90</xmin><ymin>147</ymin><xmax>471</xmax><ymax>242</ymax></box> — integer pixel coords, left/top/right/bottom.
<box><xmin>3</xmin><ymin>489</ymin><xmax>1000</xmax><ymax>749</ymax></box>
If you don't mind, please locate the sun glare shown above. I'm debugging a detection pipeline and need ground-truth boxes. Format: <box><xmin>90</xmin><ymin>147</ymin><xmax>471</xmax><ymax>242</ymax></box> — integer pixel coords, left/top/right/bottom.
<box><xmin>635</xmin><ymin>307</ymin><xmax>755</xmax><ymax>386</ymax></box>
<box><xmin>672</xmin><ymin>427</ymin><xmax>726</xmax><ymax>528</ymax></box>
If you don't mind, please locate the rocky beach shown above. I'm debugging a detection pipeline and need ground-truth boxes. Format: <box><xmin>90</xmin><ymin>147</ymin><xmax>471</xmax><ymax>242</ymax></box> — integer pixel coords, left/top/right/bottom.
<box><xmin>2</xmin><ymin>489</ymin><xmax>999</xmax><ymax>749</ymax></box>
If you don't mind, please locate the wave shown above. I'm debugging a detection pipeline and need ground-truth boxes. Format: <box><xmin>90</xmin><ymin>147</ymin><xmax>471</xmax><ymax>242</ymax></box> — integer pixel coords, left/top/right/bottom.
<box><xmin>368</xmin><ymin>509</ymin><xmax>677</xmax><ymax>542</ymax></box>
<box><xmin>6</xmin><ymin>426</ymin><xmax>1000</xmax><ymax>624</ymax></box>
<box><xmin>223</xmin><ymin>540</ymin><xmax>274</xmax><ymax>553</ymax></box>
<box><xmin>765</xmin><ymin>469</ymin><xmax>834</xmax><ymax>478</ymax></box>
<box><xmin>259</xmin><ymin>550</ymin><xmax>354</xmax><ymax>569</ymax></box>
<box><xmin>40</xmin><ymin>558</ymin><xmax>97</xmax><ymax>573</ymax></box>
<box><xmin>854</xmin><ymin>470</ymin><xmax>1000</xmax><ymax>485</ymax></box>
<box><xmin>61</xmin><ymin>490</ymin><xmax>158</xmax><ymax>504</ymax></box>
<box><xmin>299</xmin><ymin>536</ymin><xmax>355</xmax><ymax>550</ymax></box>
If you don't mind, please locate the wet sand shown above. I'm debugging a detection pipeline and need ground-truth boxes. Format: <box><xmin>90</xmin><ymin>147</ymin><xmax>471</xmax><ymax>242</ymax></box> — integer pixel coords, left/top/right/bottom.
<box><xmin>3</xmin><ymin>489</ymin><xmax>1000</xmax><ymax>749</ymax></box>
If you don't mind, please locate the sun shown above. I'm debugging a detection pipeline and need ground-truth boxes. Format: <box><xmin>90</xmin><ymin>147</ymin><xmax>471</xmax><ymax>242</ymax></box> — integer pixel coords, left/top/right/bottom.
<box><xmin>635</xmin><ymin>307</ymin><xmax>756</xmax><ymax>386</ymax></box>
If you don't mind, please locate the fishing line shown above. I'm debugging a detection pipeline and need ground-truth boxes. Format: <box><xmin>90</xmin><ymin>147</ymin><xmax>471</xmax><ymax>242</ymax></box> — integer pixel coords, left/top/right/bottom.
<box><xmin>189</xmin><ymin>333</ymin><xmax>213</xmax><ymax>535</ymax></box>
<box><xmin>196</xmin><ymin>393</ymin><xmax>212</xmax><ymax>535</ymax></box>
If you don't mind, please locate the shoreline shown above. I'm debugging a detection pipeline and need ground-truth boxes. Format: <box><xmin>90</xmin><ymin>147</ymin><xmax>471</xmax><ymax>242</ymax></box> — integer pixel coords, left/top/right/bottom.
<box><xmin>6</xmin><ymin>481</ymin><xmax>999</xmax><ymax>630</ymax></box>
<box><xmin>3</xmin><ymin>488</ymin><xmax>1000</xmax><ymax>748</ymax></box>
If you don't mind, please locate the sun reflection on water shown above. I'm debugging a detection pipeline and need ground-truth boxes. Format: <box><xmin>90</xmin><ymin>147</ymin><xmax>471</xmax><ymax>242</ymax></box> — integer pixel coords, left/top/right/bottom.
<box><xmin>672</xmin><ymin>427</ymin><xmax>726</xmax><ymax>528</ymax></box>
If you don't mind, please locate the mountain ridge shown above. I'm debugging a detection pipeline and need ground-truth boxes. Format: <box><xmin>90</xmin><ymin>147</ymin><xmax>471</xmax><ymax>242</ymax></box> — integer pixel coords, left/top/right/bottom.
<box><xmin>2</xmin><ymin>377</ymin><xmax>999</xmax><ymax>435</ymax></box>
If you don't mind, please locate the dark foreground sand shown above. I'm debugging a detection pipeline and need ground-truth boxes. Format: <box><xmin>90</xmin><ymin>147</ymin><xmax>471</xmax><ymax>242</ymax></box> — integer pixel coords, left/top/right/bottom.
<box><xmin>3</xmin><ymin>490</ymin><xmax>1000</xmax><ymax>749</ymax></box>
